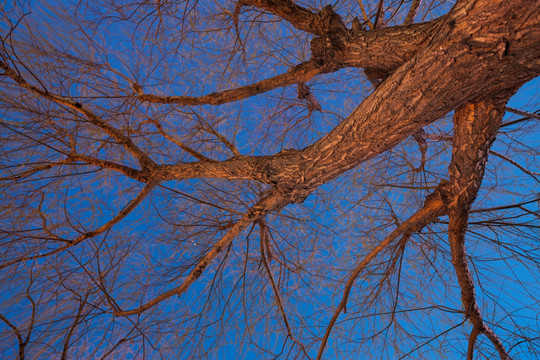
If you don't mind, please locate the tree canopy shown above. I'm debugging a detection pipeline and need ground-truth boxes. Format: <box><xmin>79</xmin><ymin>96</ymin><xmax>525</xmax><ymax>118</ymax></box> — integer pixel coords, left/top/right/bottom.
<box><xmin>1</xmin><ymin>0</ymin><xmax>539</xmax><ymax>359</ymax></box>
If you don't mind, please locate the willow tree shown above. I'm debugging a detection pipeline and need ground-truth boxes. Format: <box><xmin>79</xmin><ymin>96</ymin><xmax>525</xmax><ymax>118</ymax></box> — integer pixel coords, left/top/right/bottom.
<box><xmin>1</xmin><ymin>0</ymin><xmax>539</xmax><ymax>359</ymax></box>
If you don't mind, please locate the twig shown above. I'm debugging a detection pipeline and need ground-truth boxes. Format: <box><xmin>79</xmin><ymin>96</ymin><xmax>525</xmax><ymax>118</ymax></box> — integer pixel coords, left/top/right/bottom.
<box><xmin>258</xmin><ymin>220</ymin><xmax>310</xmax><ymax>358</ymax></box>
<box><xmin>114</xmin><ymin>191</ymin><xmax>288</xmax><ymax>316</ymax></box>
<box><xmin>316</xmin><ymin>185</ymin><xmax>446</xmax><ymax>360</ymax></box>
<box><xmin>0</xmin><ymin>182</ymin><xmax>156</xmax><ymax>270</ymax></box>
<box><xmin>404</xmin><ymin>0</ymin><xmax>421</xmax><ymax>25</ymax></box>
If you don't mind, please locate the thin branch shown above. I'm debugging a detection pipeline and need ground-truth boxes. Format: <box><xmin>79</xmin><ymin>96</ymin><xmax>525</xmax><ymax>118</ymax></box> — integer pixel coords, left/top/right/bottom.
<box><xmin>136</xmin><ymin>59</ymin><xmax>325</xmax><ymax>106</ymax></box>
<box><xmin>504</xmin><ymin>106</ymin><xmax>540</xmax><ymax>121</ymax></box>
<box><xmin>404</xmin><ymin>0</ymin><xmax>421</xmax><ymax>25</ymax></box>
<box><xmin>0</xmin><ymin>158</ymin><xmax>72</xmax><ymax>181</ymax></box>
<box><xmin>150</xmin><ymin>119</ymin><xmax>212</xmax><ymax>161</ymax></box>
<box><xmin>373</xmin><ymin>0</ymin><xmax>385</xmax><ymax>28</ymax></box>
<box><xmin>114</xmin><ymin>191</ymin><xmax>289</xmax><ymax>316</ymax></box>
<box><xmin>0</xmin><ymin>182</ymin><xmax>156</xmax><ymax>270</ymax></box>
<box><xmin>61</xmin><ymin>293</ymin><xmax>90</xmax><ymax>360</ymax></box>
<box><xmin>316</xmin><ymin>184</ymin><xmax>447</xmax><ymax>360</ymax></box>
<box><xmin>191</xmin><ymin>110</ymin><xmax>241</xmax><ymax>157</ymax></box>
<box><xmin>258</xmin><ymin>220</ymin><xmax>310</xmax><ymax>358</ymax></box>
<box><xmin>67</xmin><ymin>153</ymin><xmax>146</xmax><ymax>181</ymax></box>
<box><xmin>0</xmin><ymin>59</ymin><xmax>155</xmax><ymax>169</ymax></box>
<box><xmin>357</xmin><ymin>0</ymin><xmax>374</xmax><ymax>29</ymax></box>
<box><xmin>467</xmin><ymin>326</ymin><xmax>481</xmax><ymax>360</ymax></box>
<box><xmin>0</xmin><ymin>313</ymin><xmax>24</xmax><ymax>358</ymax></box>
<box><xmin>489</xmin><ymin>150</ymin><xmax>540</xmax><ymax>183</ymax></box>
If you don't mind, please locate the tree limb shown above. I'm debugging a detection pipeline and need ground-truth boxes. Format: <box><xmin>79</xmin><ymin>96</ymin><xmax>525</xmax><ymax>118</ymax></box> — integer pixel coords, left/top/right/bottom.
<box><xmin>136</xmin><ymin>59</ymin><xmax>325</xmax><ymax>106</ymax></box>
<box><xmin>0</xmin><ymin>182</ymin><xmax>156</xmax><ymax>270</ymax></box>
<box><xmin>237</xmin><ymin>0</ymin><xmax>342</xmax><ymax>36</ymax></box>
<box><xmin>404</xmin><ymin>0</ymin><xmax>422</xmax><ymax>25</ymax></box>
<box><xmin>446</xmin><ymin>101</ymin><xmax>510</xmax><ymax>360</ymax></box>
<box><xmin>114</xmin><ymin>191</ymin><xmax>289</xmax><ymax>316</ymax></box>
<box><xmin>258</xmin><ymin>219</ymin><xmax>310</xmax><ymax>358</ymax></box>
<box><xmin>0</xmin><ymin>58</ymin><xmax>155</xmax><ymax>170</ymax></box>
<box><xmin>316</xmin><ymin>184</ymin><xmax>447</xmax><ymax>360</ymax></box>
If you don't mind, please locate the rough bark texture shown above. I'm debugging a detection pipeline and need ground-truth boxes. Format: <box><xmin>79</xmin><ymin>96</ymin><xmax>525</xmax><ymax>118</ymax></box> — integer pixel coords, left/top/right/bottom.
<box><xmin>445</xmin><ymin>101</ymin><xmax>510</xmax><ymax>360</ymax></box>
<box><xmin>147</xmin><ymin>0</ymin><xmax>540</xmax><ymax>204</ymax></box>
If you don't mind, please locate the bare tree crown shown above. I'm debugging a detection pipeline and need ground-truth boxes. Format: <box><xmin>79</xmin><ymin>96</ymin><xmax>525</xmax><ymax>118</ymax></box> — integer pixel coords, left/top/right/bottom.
<box><xmin>1</xmin><ymin>0</ymin><xmax>539</xmax><ymax>359</ymax></box>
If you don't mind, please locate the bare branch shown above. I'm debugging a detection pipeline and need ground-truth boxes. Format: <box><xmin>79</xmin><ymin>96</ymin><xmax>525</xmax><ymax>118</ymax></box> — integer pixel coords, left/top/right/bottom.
<box><xmin>191</xmin><ymin>110</ymin><xmax>241</xmax><ymax>157</ymax></box>
<box><xmin>357</xmin><ymin>0</ymin><xmax>374</xmax><ymax>29</ymax></box>
<box><xmin>150</xmin><ymin>119</ymin><xmax>212</xmax><ymax>161</ymax></box>
<box><xmin>237</xmin><ymin>0</ymin><xmax>345</xmax><ymax>36</ymax></box>
<box><xmin>504</xmin><ymin>106</ymin><xmax>540</xmax><ymax>121</ymax></box>
<box><xmin>446</xmin><ymin>102</ymin><xmax>510</xmax><ymax>360</ymax></box>
<box><xmin>404</xmin><ymin>0</ymin><xmax>422</xmax><ymax>25</ymax></box>
<box><xmin>61</xmin><ymin>293</ymin><xmax>90</xmax><ymax>360</ymax></box>
<box><xmin>0</xmin><ymin>59</ymin><xmax>155</xmax><ymax>170</ymax></box>
<box><xmin>0</xmin><ymin>312</ymin><xmax>24</xmax><ymax>358</ymax></box>
<box><xmin>258</xmin><ymin>220</ymin><xmax>310</xmax><ymax>358</ymax></box>
<box><xmin>373</xmin><ymin>0</ymin><xmax>385</xmax><ymax>29</ymax></box>
<box><xmin>0</xmin><ymin>182</ymin><xmax>156</xmax><ymax>270</ymax></box>
<box><xmin>317</xmin><ymin>184</ymin><xmax>447</xmax><ymax>360</ymax></box>
<box><xmin>114</xmin><ymin>191</ymin><xmax>289</xmax><ymax>316</ymax></box>
<box><xmin>489</xmin><ymin>150</ymin><xmax>540</xmax><ymax>183</ymax></box>
<box><xmin>0</xmin><ymin>158</ymin><xmax>73</xmax><ymax>181</ymax></box>
<box><xmin>136</xmin><ymin>59</ymin><xmax>325</xmax><ymax>106</ymax></box>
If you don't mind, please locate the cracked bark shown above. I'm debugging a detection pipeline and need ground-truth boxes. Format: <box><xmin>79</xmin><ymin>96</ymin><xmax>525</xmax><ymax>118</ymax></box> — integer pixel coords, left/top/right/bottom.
<box><xmin>445</xmin><ymin>101</ymin><xmax>510</xmax><ymax>360</ymax></box>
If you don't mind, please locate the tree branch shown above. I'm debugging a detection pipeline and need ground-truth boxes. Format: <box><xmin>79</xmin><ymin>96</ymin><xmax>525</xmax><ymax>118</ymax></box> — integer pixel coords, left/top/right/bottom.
<box><xmin>489</xmin><ymin>150</ymin><xmax>540</xmax><ymax>183</ymax></box>
<box><xmin>237</xmin><ymin>0</ymin><xmax>339</xmax><ymax>36</ymax></box>
<box><xmin>114</xmin><ymin>191</ymin><xmax>289</xmax><ymax>316</ymax></box>
<box><xmin>404</xmin><ymin>0</ymin><xmax>422</xmax><ymax>25</ymax></box>
<box><xmin>258</xmin><ymin>220</ymin><xmax>310</xmax><ymax>358</ymax></box>
<box><xmin>136</xmin><ymin>59</ymin><xmax>325</xmax><ymax>106</ymax></box>
<box><xmin>0</xmin><ymin>182</ymin><xmax>156</xmax><ymax>270</ymax></box>
<box><xmin>446</xmin><ymin>101</ymin><xmax>510</xmax><ymax>360</ymax></box>
<box><xmin>316</xmin><ymin>184</ymin><xmax>447</xmax><ymax>360</ymax></box>
<box><xmin>0</xmin><ymin>59</ymin><xmax>155</xmax><ymax>170</ymax></box>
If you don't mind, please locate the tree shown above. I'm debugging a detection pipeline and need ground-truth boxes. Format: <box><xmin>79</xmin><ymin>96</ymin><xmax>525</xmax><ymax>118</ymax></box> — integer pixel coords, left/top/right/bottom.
<box><xmin>1</xmin><ymin>0</ymin><xmax>539</xmax><ymax>358</ymax></box>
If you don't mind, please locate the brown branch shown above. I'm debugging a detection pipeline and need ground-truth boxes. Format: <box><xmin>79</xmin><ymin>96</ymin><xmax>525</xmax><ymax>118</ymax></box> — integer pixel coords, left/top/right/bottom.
<box><xmin>446</xmin><ymin>102</ymin><xmax>510</xmax><ymax>360</ymax></box>
<box><xmin>0</xmin><ymin>158</ymin><xmax>73</xmax><ymax>181</ymax></box>
<box><xmin>412</xmin><ymin>128</ymin><xmax>427</xmax><ymax>172</ymax></box>
<box><xmin>191</xmin><ymin>110</ymin><xmax>242</xmax><ymax>157</ymax></box>
<box><xmin>489</xmin><ymin>150</ymin><xmax>540</xmax><ymax>183</ymax></box>
<box><xmin>0</xmin><ymin>59</ymin><xmax>155</xmax><ymax>170</ymax></box>
<box><xmin>404</xmin><ymin>0</ymin><xmax>422</xmax><ymax>25</ymax></box>
<box><xmin>114</xmin><ymin>191</ymin><xmax>289</xmax><ymax>316</ymax></box>
<box><xmin>0</xmin><ymin>182</ymin><xmax>156</xmax><ymax>270</ymax></box>
<box><xmin>316</xmin><ymin>185</ymin><xmax>447</xmax><ymax>360</ymax></box>
<box><xmin>373</xmin><ymin>0</ymin><xmax>385</xmax><ymax>29</ymax></box>
<box><xmin>467</xmin><ymin>326</ymin><xmax>481</xmax><ymax>360</ymax></box>
<box><xmin>504</xmin><ymin>106</ymin><xmax>540</xmax><ymax>121</ymax></box>
<box><xmin>0</xmin><ymin>312</ymin><xmax>24</xmax><ymax>359</ymax></box>
<box><xmin>0</xmin><ymin>277</ymin><xmax>35</xmax><ymax>360</ymax></box>
<box><xmin>357</xmin><ymin>0</ymin><xmax>374</xmax><ymax>29</ymax></box>
<box><xmin>237</xmin><ymin>0</ymin><xmax>340</xmax><ymax>36</ymax></box>
<box><xmin>1</xmin><ymin>155</ymin><xmax>145</xmax><ymax>182</ymax></box>
<box><xmin>61</xmin><ymin>293</ymin><xmax>89</xmax><ymax>360</ymax></box>
<box><xmin>68</xmin><ymin>154</ymin><xmax>146</xmax><ymax>180</ymax></box>
<box><xmin>150</xmin><ymin>119</ymin><xmax>212</xmax><ymax>161</ymax></box>
<box><xmin>258</xmin><ymin>220</ymin><xmax>310</xmax><ymax>358</ymax></box>
<box><xmin>137</xmin><ymin>59</ymin><xmax>324</xmax><ymax>106</ymax></box>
